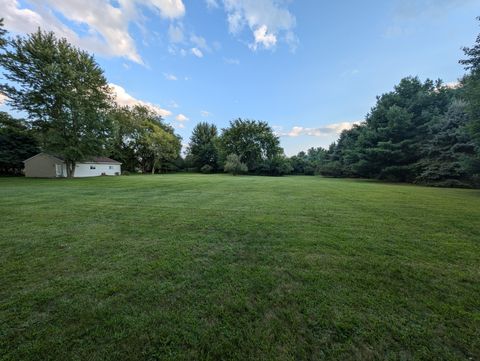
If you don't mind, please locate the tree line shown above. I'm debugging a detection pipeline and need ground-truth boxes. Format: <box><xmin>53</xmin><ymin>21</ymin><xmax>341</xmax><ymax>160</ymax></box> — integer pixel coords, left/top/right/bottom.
<box><xmin>290</xmin><ymin>18</ymin><xmax>480</xmax><ymax>188</ymax></box>
<box><xmin>1</xmin><ymin>18</ymin><xmax>479</xmax><ymax>187</ymax></box>
<box><xmin>184</xmin><ymin>19</ymin><xmax>480</xmax><ymax>187</ymax></box>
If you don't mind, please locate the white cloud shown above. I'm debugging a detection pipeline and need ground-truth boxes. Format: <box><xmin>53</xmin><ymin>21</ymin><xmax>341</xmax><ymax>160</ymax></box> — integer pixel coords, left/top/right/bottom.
<box><xmin>191</xmin><ymin>47</ymin><xmax>203</xmax><ymax>58</ymax></box>
<box><xmin>190</xmin><ymin>34</ymin><xmax>210</xmax><ymax>51</ymax></box>
<box><xmin>221</xmin><ymin>0</ymin><xmax>296</xmax><ymax>51</ymax></box>
<box><xmin>143</xmin><ymin>0</ymin><xmax>185</xmax><ymax>18</ymax></box>
<box><xmin>109</xmin><ymin>83</ymin><xmax>172</xmax><ymax>117</ymax></box>
<box><xmin>250</xmin><ymin>25</ymin><xmax>276</xmax><ymax>50</ymax></box>
<box><xmin>200</xmin><ymin>110</ymin><xmax>212</xmax><ymax>117</ymax></box>
<box><xmin>175</xmin><ymin>123</ymin><xmax>185</xmax><ymax>129</ymax></box>
<box><xmin>163</xmin><ymin>73</ymin><xmax>178</xmax><ymax>81</ymax></box>
<box><xmin>175</xmin><ymin>114</ymin><xmax>189</xmax><ymax>122</ymax></box>
<box><xmin>3</xmin><ymin>0</ymin><xmax>186</xmax><ymax>64</ymax></box>
<box><xmin>277</xmin><ymin>122</ymin><xmax>361</xmax><ymax>137</ymax></box>
<box><xmin>443</xmin><ymin>81</ymin><xmax>461</xmax><ymax>89</ymax></box>
<box><xmin>168</xmin><ymin>23</ymin><xmax>185</xmax><ymax>43</ymax></box>
<box><xmin>167</xmin><ymin>23</ymin><xmax>213</xmax><ymax>59</ymax></box>
<box><xmin>0</xmin><ymin>93</ymin><xmax>7</xmax><ymax>105</ymax></box>
<box><xmin>206</xmin><ymin>0</ymin><xmax>219</xmax><ymax>9</ymax></box>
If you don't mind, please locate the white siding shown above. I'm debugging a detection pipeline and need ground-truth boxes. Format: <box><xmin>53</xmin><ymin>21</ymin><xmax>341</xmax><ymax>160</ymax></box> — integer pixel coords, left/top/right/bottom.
<box><xmin>74</xmin><ymin>163</ymin><xmax>121</xmax><ymax>177</ymax></box>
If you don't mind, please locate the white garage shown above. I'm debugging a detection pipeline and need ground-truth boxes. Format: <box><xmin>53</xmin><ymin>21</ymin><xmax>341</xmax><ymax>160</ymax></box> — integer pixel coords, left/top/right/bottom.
<box><xmin>24</xmin><ymin>153</ymin><xmax>122</xmax><ymax>178</ymax></box>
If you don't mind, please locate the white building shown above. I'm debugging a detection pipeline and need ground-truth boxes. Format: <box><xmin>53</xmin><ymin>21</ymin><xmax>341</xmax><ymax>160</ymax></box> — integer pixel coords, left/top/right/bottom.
<box><xmin>24</xmin><ymin>153</ymin><xmax>122</xmax><ymax>178</ymax></box>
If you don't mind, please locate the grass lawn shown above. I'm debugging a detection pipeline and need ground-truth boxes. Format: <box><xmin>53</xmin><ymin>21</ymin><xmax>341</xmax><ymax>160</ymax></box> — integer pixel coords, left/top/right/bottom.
<box><xmin>1</xmin><ymin>174</ymin><xmax>479</xmax><ymax>360</ymax></box>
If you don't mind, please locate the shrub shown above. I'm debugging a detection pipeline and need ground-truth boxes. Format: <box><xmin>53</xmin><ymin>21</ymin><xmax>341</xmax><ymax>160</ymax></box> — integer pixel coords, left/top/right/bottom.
<box><xmin>121</xmin><ymin>170</ymin><xmax>130</xmax><ymax>176</ymax></box>
<box><xmin>316</xmin><ymin>161</ymin><xmax>344</xmax><ymax>177</ymax></box>
<box><xmin>257</xmin><ymin>155</ymin><xmax>293</xmax><ymax>176</ymax></box>
<box><xmin>223</xmin><ymin>154</ymin><xmax>248</xmax><ymax>175</ymax></box>
<box><xmin>200</xmin><ymin>164</ymin><xmax>214</xmax><ymax>174</ymax></box>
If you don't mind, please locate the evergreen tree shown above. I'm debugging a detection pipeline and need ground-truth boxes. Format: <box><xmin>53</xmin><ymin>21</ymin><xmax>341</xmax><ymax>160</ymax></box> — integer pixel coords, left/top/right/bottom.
<box><xmin>416</xmin><ymin>100</ymin><xmax>477</xmax><ymax>186</ymax></box>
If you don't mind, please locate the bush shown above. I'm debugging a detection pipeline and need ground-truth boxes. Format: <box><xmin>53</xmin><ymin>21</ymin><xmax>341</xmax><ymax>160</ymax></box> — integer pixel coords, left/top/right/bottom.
<box><xmin>121</xmin><ymin>170</ymin><xmax>130</xmax><ymax>176</ymax></box>
<box><xmin>316</xmin><ymin>161</ymin><xmax>344</xmax><ymax>177</ymax></box>
<box><xmin>223</xmin><ymin>154</ymin><xmax>248</xmax><ymax>175</ymax></box>
<box><xmin>200</xmin><ymin>164</ymin><xmax>214</xmax><ymax>174</ymax></box>
<box><xmin>257</xmin><ymin>155</ymin><xmax>293</xmax><ymax>176</ymax></box>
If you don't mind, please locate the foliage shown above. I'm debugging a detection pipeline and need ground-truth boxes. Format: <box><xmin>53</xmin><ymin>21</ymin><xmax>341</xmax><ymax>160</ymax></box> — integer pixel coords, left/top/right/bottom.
<box><xmin>459</xmin><ymin>17</ymin><xmax>480</xmax><ymax>180</ymax></box>
<box><xmin>186</xmin><ymin>122</ymin><xmax>219</xmax><ymax>171</ymax></box>
<box><xmin>219</xmin><ymin>119</ymin><xmax>283</xmax><ymax>172</ymax></box>
<box><xmin>0</xmin><ymin>112</ymin><xmax>39</xmax><ymax>175</ymax></box>
<box><xmin>290</xmin><ymin>148</ymin><xmax>327</xmax><ymax>175</ymax></box>
<box><xmin>256</xmin><ymin>155</ymin><xmax>293</xmax><ymax>176</ymax></box>
<box><xmin>107</xmin><ymin>105</ymin><xmax>181</xmax><ymax>174</ymax></box>
<box><xmin>460</xmin><ymin>16</ymin><xmax>480</xmax><ymax>72</ymax></box>
<box><xmin>0</xmin><ymin>30</ymin><xmax>112</xmax><ymax>177</ymax></box>
<box><xmin>0</xmin><ymin>18</ymin><xmax>6</xmax><ymax>48</ymax></box>
<box><xmin>310</xmin><ymin>77</ymin><xmax>479</xmax><ymax>187</ymax></box>
<box><xmin>200</xmin><ymin>164</ymin><xmax>214</xmax><ymax>174</ymax></box>
<box><xmin>415</xmin><ymin>100</ymin><xmax>477</xmax><ymax>186</ymax></box>
<box><xmin>223</xmin><ymin>154</ymin><xmax>248</xmax><ymax>175</ymax></box>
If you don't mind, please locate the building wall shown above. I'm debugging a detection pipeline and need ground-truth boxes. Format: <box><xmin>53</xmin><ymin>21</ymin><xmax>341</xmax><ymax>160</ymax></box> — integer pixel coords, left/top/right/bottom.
<box><xmin>74</xmin><ymin>163</ymin><xmax>121</xmax><ymax>177</ymax></box>
<box><xmin>24</xmin><ymin>154</ymin><xmax>61</xmax><ymax>178</ymax></box>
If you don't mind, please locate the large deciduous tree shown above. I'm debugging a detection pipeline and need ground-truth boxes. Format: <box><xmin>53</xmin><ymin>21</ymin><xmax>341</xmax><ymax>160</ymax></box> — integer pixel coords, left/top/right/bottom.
<box><xmin>0</xmin><ymin>30</ymin><xmax>112</xmax><ymax>177</ymax></box>
<box><xmin>219</xmin><ymin>119</ymin><xmax>283</xmax><ymax>172</ymax></box>
<box><xmin>108</xmin><ymin>105</ymin><xmax>181</xmax><ymax>174</ymax></box>
<box><xmin>186</xmin><ymin>122</ymin><xmax>219</xmax><ymax>170</ymax></box>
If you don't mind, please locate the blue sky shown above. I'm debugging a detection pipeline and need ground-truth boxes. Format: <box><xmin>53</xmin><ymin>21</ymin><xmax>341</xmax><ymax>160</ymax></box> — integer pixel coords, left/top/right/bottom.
<box><xmin>1</xmin><ymin>0</ymin><xmax>480</xmax><ymax>155</ymax></box>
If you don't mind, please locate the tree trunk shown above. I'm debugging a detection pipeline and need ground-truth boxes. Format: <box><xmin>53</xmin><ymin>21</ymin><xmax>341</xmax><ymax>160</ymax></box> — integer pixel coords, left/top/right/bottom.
<box><xmin>66</xmin><ymin>161</ymin><xmax>76</xmax><ymax>178</ymax></box>
<box><xmin>151</xmin><ymin>158</ymin><xmax>156</xmax><ymax>175</ymax></box>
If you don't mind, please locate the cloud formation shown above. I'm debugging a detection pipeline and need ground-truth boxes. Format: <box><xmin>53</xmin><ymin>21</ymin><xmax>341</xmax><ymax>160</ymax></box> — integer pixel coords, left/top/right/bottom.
<box><xmin>276</xmin><ymin>122</ymin><xmax>361</xmax><ymax>137</ymax></box>
<box><xmin>251</xmin><ymin>25</ymin><xmax>277</xmax><ymax>50</ymax></box>
<box><xmin>212</xmin><ymin>0</ymin><xmax>297</xmax><ymax>50</ymax></box>
<box><xmin>205</xmin><ymin>0</ymin><xmax>219</xmax><ymax>9</ymax></box>
<box><xmin>168</xmin><ymin>23</ymin><xmax>185</xmax><ymax>43</ymax></box>
<box><xmin>175</xmin><ymin>114</ymin><xmax>189</xmax><ymax>122</ymax></box>
<box><xmin>0</xmin><ymin>93</ymin><xmax>7</xmax><ymax>105</ymax></box>
<box><xmin>163</xmin><ymin>73</ymin><xmax>178</xmax><ymax>81</ymax></box>
<box><xmin>191</xmin><ymin>47</ymin><xmax>204</xmax><ymax>58</ymax></box>
<box><xmin>109</xmin><ymin>83</ymin><xmax>172</xmax><ymax>117</ymax></box>
<box><xmin>3</xmin><ymin>0</ymin><xmax>186</xmax><ymax>64</ymax></box>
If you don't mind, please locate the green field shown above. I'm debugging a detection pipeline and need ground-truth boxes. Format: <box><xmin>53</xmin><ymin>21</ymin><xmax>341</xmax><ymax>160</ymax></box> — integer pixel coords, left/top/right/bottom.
<box><xmin>1</xmin><ymin>174</ymin><xmax>479</xmax><ymax>360</ymax></box>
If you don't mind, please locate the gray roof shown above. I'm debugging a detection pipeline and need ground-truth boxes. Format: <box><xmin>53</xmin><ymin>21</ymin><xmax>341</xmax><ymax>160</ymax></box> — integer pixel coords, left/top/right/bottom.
<box><xmin>24</xmin><ymin>153</ymin><xmax>122</xmax><ymax>164</ymax></box>
<box><xmin>84</xmin><ymin>156</ymin><xmax>122</xmax><ymax>164</ymax></box>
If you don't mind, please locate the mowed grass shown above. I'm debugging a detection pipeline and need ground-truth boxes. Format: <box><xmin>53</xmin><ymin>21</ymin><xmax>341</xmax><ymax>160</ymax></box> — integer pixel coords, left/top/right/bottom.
<box><xmin>0</xmin><ymin>174</ymin><xmax>479</xmax><ymax>361</ymax></box>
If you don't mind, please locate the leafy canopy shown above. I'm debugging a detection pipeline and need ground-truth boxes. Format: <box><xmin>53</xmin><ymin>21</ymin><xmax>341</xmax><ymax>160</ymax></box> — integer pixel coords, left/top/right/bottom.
<box><xmin>0</xmin><ymin>29</ymin><xmax>112</xmax><ymax>176</ymax></box>
<box><xmin>187</xmin><ymin>122</ymin><xmax>219</xmax><ymax>170</ymax></box>
<box><xmin>219</xmin><ymin>118</ymin><xmax>283</xmax><ymax>171</ymax></box>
